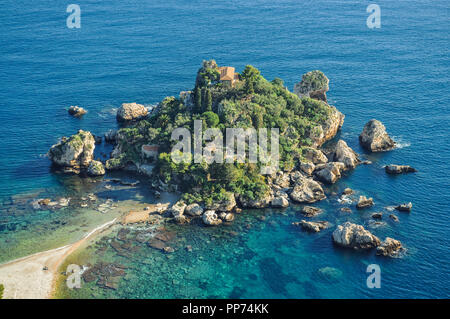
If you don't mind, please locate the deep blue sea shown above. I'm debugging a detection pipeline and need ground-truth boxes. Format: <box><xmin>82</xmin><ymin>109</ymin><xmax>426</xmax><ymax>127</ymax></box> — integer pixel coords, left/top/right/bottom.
<box><xmin>0</xmin><ymin>0</ymin><xmax>449</xmax><ymax>298</ymax></box>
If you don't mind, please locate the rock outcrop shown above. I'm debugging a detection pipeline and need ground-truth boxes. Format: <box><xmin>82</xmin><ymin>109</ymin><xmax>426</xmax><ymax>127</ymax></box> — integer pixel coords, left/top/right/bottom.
<box><xmin>359</xmin><ymin>119</ymin><xmax>395</xmax><ymax>152</ymax></box>
<box><xmin>206</xmin><ymin>192</ymin><xmax>236</xmax><ymax>211</ymax></box>
<box><xmin>68</xmin><ymin>105</ymin><xmax>87</xmax><ymax>117</ymax></box>
<box><xmin>293</xmin><ymin>70</ymin><xmax>329</xmax><ymax>102</ymax></box>
<box><xmin>184</xmin><ymin>203</ymin><xmax>203</xmax><ymax>216</ymax></box>
<box><xmin>117</xmin><ymin>103</ymin><xmax>148</xmax><ymax>122</ymax></box>
<box><xmin>385</xmin><ymin>165</ymin><xmax>417</xmax><ymax>175</ymax></box>
<box><xmin>302</xmin><ymin>147</ymin><xmax>328</xmax><ymax>164</ymax></box>
<box><xmin>376</xmin><ymin>237</ymin><xmax>403</xmax><ymax>257</ymax></box>
<box><xmin>239</xmin><ymin>191</ymin><xmax>273</xmax><ymax>208</ymax></box>
<box><xmin>271</xmin><ymin>196</ymin><xmax>289</xmax><ymax>208</ymax></box>
<box><xmin>299</xmin><ymin>162</ymin><xmax>315</xmax><ymax>175</ymax></box>
<box><xmin>104</xmin><ymin>129</ymin><xmax>118</xmax><ymax>144</ymax></box>
<box><xmin>48</xmin><ymin>130</ymin><xmax>95</xmax><ymax>174</ymax></box>
<box><xmin>332</xmin><ymin>140</ymin><xmax>360</xmax><ymax>169</ymax></box>
<box><xmin>332</xmin><ymin>222</ymin><xmax>380</xmax><ymax>249</ymax></box>
<box><xmin>301</xmin><ymin>206</ymin><xmax>323</xmax><ymax>217</ymax></box>
<box><xmin>202</xmin><ymin>210</ymin><xmax>222</xmax><ymax>226</ymax></box>
<box><xmin>290</xmin><ymin>176</ymin><xmax>326</xmax><ymax>203</ymax></box>
<box><xmin>87</xmin><ymin>160</ymin><xmax>105</xmax><ymax>176</ymax></box>
<box><xmin>356</xmin><ymin>196</ymin><xmax>374</xmax><ymax>209</ymax></box>
<box><xmin>314</xmin><ymin>162</ymin><xmax>345</xmax><ymax>184</ymax></box>
<box><xmin>294</xmin><ymin>220</ymin><xmax>329</xmax><ymax>232</ymax></box>
<box><xmin>395</xmin><ymin>202</ymin><xmax>412</xmax><ymax>212</ymax></box>
<box><xmin>168</xmin><ymin>201</ymin><xmax>187</xmax><ymax>223</ymax></box>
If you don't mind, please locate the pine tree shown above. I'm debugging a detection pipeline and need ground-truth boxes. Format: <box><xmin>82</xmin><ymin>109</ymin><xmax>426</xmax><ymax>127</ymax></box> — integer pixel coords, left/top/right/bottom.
<box><xmin>194</xmin><ymin>86</ymin><xmax>202</xmax><ymax>113</ymax></box>
<box><xmin>245</xmin><ymin>80</ymin><xmax>254</xmax><ymax>95</ymax></box>
<box><xmin>205</xmin><ymin>88</ymin><xmax>212</xmax><ymax>112</ymax></box>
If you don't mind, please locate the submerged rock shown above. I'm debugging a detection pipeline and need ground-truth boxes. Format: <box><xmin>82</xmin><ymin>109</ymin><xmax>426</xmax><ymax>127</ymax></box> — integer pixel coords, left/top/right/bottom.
<box><xmin>332</xmin><ymin>222</ymin><xmax>380</xmax><ymax>249</ymax></box>
<box><xmin>359</xmin><ymin>119</ymin><xmax>395</xmax><ymax>152</ymax></box>
<box><xmin>371</xmin><ymin>212</ymin><xmax>383</xmax><ymax>220</ymax></box>
<box><xmin>356</xmin><ymin>196</ymin><xmax>374</xmax><ymax>209</ymax></box>
<box><xmin>68</xmin><ymin>105</ymin><xmax>87</xmax><ymax>117</ymax></box>
<box><xmin>395</xmin><ymin>202</ymin><xmax>412</xmax><ymax>212</ymax></box>
<box><xmin>48</xmin><ymin>130</ymin><xmax>95</xmax><ymax>174</ymax></box>
<box><xmin>294</xmin><ymin>220</ymin><xmax>329</xmax><ymax>232</ymax></box>
<box><xmin>301</xmin><ymin>206</ymin><xmax>323</xmax><ymax>217</ymax></box>
<box><xmin>376</xmin><ymin>237</ymin><xmax>403</xmax><ymax>257</ymax></box>
<box><xmin>290</xmin><ymin>176</ymin><xmax>326</xmax><ymax>203</ymax></box>
<box><xmin>87</xmin><ymin>160</ymin><xmax>105</xmax><ymax>176</ymax></box>
<box><xmin>202</xmin><ymin>210</ymin><xmax>222</xmax><ymax>226</ymax></box>
<box><xmin>116</xmin><ymin>102</ymin><xmax>148</xmax><ymax>122</ymax></box>
<box><xmin>342</xmin><ymin>188</ymin><xmax>354</xmax><ymax>195</ymax></box>
<box><xmin>389</xmin><ymin>214</ymin><xmax>399</xmax><ymax>222</ymax></box>
<box><xmin>385</xmin><ymin>164</ymin><xmax>417</xmax><ymax>175</ymax></box>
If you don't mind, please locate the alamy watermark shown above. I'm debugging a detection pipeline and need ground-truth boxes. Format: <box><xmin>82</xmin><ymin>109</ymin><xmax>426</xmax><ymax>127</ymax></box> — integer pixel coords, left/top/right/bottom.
<box><xmin>366</xmin><ymin>264</ymin><xmax>381</xmax><ymax>288</ymax></box>
<box><xmin>66</xmin><ymin>4</ymin><xmax>81</xmax><ymax>29</ymax></box>
<box><xmin>170</xmin><ymin>120</ymin><xmax>279</xmax><ymax>174</ymax></box>
<box><xmin>366</xmin><ymin>4</ymin><xmax>381</xmax><ymax>29</ymax></box>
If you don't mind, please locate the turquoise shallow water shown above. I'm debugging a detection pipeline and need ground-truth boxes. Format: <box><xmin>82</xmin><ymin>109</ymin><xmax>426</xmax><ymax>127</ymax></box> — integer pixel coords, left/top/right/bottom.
<box><xmin>1</xmin><ymin>0</ymin><xmax>449</xmax><ymax>298</ymax></box>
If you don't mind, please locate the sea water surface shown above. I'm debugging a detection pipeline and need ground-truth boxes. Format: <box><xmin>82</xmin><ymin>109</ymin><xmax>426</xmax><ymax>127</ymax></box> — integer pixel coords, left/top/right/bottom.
<box><xmin>0</xmin><ymin>0</ymin><xmax>449</xmax><ymax>298</ymax></box>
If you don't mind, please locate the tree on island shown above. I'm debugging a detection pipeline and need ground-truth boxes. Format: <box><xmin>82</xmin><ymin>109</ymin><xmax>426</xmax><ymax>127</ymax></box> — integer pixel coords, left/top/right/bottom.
<box><xmin>194</xmin><ymin>86</ymin><xmax>202</xmax><ymax>113</ymax></box>
<box><xmin>204</xmin><ymin>88</ymin><xmax>213</xmax><ymax>111</ymax></box>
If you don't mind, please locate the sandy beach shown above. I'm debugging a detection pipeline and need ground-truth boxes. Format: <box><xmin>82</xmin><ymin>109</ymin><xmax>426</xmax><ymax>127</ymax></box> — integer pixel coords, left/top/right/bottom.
<box><xmin>0</xmin><ymin>218</ymin><xmax>117</xmax><ymax>299</ymax></box>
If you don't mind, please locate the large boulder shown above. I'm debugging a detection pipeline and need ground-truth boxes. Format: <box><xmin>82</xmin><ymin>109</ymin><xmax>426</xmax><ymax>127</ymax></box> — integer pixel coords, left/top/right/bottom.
<box><xmin>359</xmin><ymin>119</ymin><xmax>395</xmax><ymax>152</ymax></box>
<box><xmin>48</xmin><ymin>130</ymin><xmax>95</xmax><ymax>173</ymax></box>
<box><xmin>376</xmin><ymin>237</ymin><xmax>403</xmax><ymax>257</ymax></box>
<box><xmin>299</xmin><ymin>162</ymin><xmax>315</xmax><ymax>175</ymax></box>
<box><xmin>290</xmin><ymin>176</ymin><xmax>326</xmax><ymax>203</ymax></box>
<box><xmin>302</xmin><ymin>147</ymin><xmax>328</xmax><ymax>164</ymax></box>
<box><xmin>395</xmin><ymin>202</ymin><xmax>412</xmax><ymax>212</ymax></box>
<box><xmin>206</xmin><ymin>192</ymin><xmax>236</xmax><ymax>211</ymax></box>
<box><xmin>314</xmin><ymin>162</ymin><xmax>345</xmax><ymax>184</ymax></box>
<box><xmin>293</xmin><ymin>70</ymin><xmax>329</xmax><ymax>102</ymax></box>
<box><xmin>332</xmin><ymin>140</ymin><xmax>360</xmax><ymax>169</ymax></box>
<box><xmin>294</xmin><ymin>220</ymin><xmax>329</xmax><ymax>232</ymax></box>
<box><xmin>185</xmin><ymin>203</ymin><xmax>203</xmax><ymax>216</ymax></box>
<box><xmin>202</xmin><ymin>210</ymin><xmax>222</xmax><ymax>226</ymax></box>
<box><xmin>356</xmin><ymin>196</ymin><xmax>374</xmax><ymax>209</ymax></box>
<box><xmin>168</xmin><ymin>201</ymin><xmax>186</xmax><ymax>223</ymax></box>
<box><xmin>117</xmin><ymin>103</ymin><xmax>148</xmax><ymax>122</ymax></box>
<box><xmin>87</xmin><ymin>160</ymin><xmax>105</xmax><ymax>176</ymax></box>
<box><xmin>68</xmin><ymin>105</ymin><xmax>87</xmax><ymax>117</ymax></box>
<box><xmin>271</xmin><ymin>196</ymin><xmax>289</xmax><ymax>208</ymax></box>
<box><xmin>332</xmin><ymin>222</ymin><xmax>380</xmax><ymax>249</ymax></box>
<box><xmin>385</xmin><ymin>165</ymin><xmax>417</xmax><ymax>175</ymax></box>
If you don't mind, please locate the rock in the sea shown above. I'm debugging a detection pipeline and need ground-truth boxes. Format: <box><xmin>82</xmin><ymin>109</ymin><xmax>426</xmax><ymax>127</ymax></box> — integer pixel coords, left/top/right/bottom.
<box><xmin>68</xmin><ymin>105</ymin><xmax>87</xmax><ymax>117</ymax></box>
<box><xmin>271</xmin><ymin>196</ymin><xmax>289</xmax><ymax>208</ymax></box>
<box><xmin>389</xmin><ymin>214</ymin><xmax>399</xmax><ymax>222</ymax></box>
<box><xmin>116</xmin><ymin>103</ymin><xmax>148</xmax><ymax>122</ymax></box>
<box><xmin>395</xmin><ymin>202</ymin><xmax>412</xmax><ymax>212</ymax></box>
<box><xmin>371</xmin><ymin>212</ymin><xmax>383</xmax><ymax>220</ymax></box>
<box><xmin>219</xmin><ymin>212</ymin><xmax>235</xmax><ymax>222</ymax></box>
<box><xmin>290</xmin><ymin>176</ymin><xmax>326</xmax><ymax>203</ymax></box>
<box><xmin>359</xmin><ymin>119</ymin><xmax>395</xmax><ymax>152</ymax></box>
<box><xmin>202</xmin><ymin>210</ymin><xmax>222</xmax><ymax>226</ymax></box>
<box><xmin>302</xmin><ymin>147</ymin><xmax>328</xmax><ymax>164</ymax></box>
<box><xmin>385</xmin><ymin>164</ymin><xmax>417</xmax><ymax>175</ymax></box>
<box><xmin>376</xmin><ymin>237</ymin><xmax>403</xmax><ymax>257</ymax></box>
<box><xmin>332</xmin><ymin>222</ymin><xmax>381</xmax><ymax>249</ymax></box>
<box><xmin>238</xmin><ymin>191</ymin><xmax>273</xmax><ymax>208</ymax></box>
<box><xmin>48</xmin><ymin>130</ymin><xmax>95</xmax><ymax>173</ymax></box>
<box><xmin>206</xmin><ymin>192</ymin><xmax>236</xmax><ymax>211</ymax></box>
<box><xmin>342</xmin><ymin>188</ymin><xmax>354</xmax><ymax>195</ymax></box>
<box><xmin>294</xmin><ymin>220</ymin><xmax>329</xmax><ymax>232</ymax></box>
<box><xmin>314</xmin><ymin>162</ymin><xmax>345</xmax><ymax>184</ymax></box>
<box><xmin>356</xmin><ymin>196</ymin><xmax>374</xmax><ymax>209</ymax></box>
<box><xmin>184</xmin><ymin>203</ymin><xmax>203</xmax><ymax>216</ymax></box>
<box><xmin>332</xmin><ymin>140</ymin><xmax>360</xmax><ymax>169</ymax></box>
<box><xmin>301</xmin><ymin>206</ymin><xmax>323</xmax><ymax>217</ymax></box>
<box><xmin>87</xmin><ymin>160</ymin><xmax>105</xmax><ymax>176</ymax></box>
<box><xmin>293</xmin><ymin>70</ymin><xmax>329</xmax><ymax>102</ymax></box>
<box><xmin>168</xmin><ymin>201</ymin><xmax>187</xmax><ymax>223</ymax></box>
